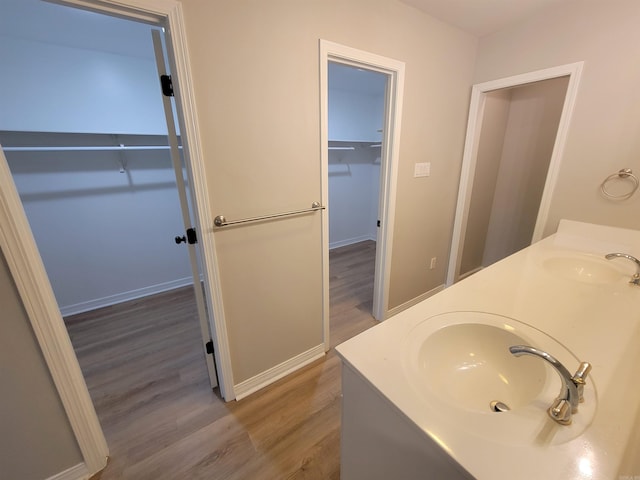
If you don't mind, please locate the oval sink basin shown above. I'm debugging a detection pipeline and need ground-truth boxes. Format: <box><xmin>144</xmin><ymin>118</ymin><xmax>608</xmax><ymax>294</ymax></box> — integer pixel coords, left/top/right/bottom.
<box><xmin>404</xmin><ymin>312</ymin><xmax>597</xmax><ymax>445</ymax></box>
<box><xmin>418</xmin><ymin>323</ymin><xmax>547</xmax><ymax>412</ymax></box>
<box><xmin>541</xmin><ymin>252</ymin><xmax>631</xmax><ymax>285</ymax></box>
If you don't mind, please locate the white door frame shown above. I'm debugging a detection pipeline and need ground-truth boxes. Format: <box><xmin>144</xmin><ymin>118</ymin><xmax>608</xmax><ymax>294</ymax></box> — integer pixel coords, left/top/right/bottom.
<box><xmin>0</xmin><ymin>145</ymin><xmax>109</xmax><ymax>480</ymax></box>
<box><xmin>446</xmin><ymin>62</ymin><xmax>584</xmax><ymax>286</ymax></box>
<box><xmin>319</xmin><ymin>40</ymin><xmax>405</xmax><ymax>340</ymax></box>
<box><xmin>0</xmin><ymin>0</ymin><xmax>233</xmax><ymax>476</ymax></box>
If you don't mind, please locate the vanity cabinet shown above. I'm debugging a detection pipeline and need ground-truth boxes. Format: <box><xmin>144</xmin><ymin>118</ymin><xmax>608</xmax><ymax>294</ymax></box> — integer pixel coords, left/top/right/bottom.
<box><xmin>341</xmin><ymin>365</ymin><xmax>473</xmax><ymax>480</ymax></box>
<box><xmin>336</xmin><ymin>220</ymin><xmax>640</xmax><ymax>480</ymax></box>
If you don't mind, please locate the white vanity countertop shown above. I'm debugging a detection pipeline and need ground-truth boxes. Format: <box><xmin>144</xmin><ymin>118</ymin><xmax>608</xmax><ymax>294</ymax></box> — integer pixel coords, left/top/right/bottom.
<box><xmin>336</xmin><ymin>220</ymin><xmax>640</xmax><ymax>480</ymax></box>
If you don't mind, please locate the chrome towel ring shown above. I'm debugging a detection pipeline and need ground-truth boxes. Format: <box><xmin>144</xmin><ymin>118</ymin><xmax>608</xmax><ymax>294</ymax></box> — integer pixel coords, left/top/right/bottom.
<box><xmin>600</xmin><ymin>168</ymin><xmax>639</xmax><ymax>200</ymax></box>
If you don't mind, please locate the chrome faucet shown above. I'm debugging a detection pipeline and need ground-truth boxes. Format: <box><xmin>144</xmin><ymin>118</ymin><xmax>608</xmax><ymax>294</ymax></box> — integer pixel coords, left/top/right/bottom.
<box><xmin>509</xmin><ymin>345</ymin><xmax>592</xmax><ymax>426</ymax></box>
<box><xmin>605</xmin><ymin>253</ymin><xmax>640</xmax><ymax>285</ymax></box>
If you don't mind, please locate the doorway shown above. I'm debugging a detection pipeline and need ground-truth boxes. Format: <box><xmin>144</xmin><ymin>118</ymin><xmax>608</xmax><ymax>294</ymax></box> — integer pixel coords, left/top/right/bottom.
<box><xmin>0</xmin><ymin>0</ymin><xmax>221</xmax><ymax>465</ymax></box>
<box><xmin>0</xmin><ymin>0</ymin><xmax>217</xmax><ymax>371</ymax></box>
<box><xmin>447</xmin><ymin>63</ymin><xmax>584</xmax><ymax>285</ymax></box>
<box><xmin>326</xmin><ymin>62</ymin><xmax>385</xmax><ymax>329</ymax></box>
<box><xmin>320</xmin><ymin>40</ymin><xmax>405</xmax><ymax>343</ymax></box>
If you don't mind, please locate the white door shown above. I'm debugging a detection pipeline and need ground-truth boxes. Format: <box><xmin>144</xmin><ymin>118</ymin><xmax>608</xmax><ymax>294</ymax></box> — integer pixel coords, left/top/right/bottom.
<box><xmin>151</xmin><ymin>30</ymin><xmax>217</xmax><ymax>388</ymax></box>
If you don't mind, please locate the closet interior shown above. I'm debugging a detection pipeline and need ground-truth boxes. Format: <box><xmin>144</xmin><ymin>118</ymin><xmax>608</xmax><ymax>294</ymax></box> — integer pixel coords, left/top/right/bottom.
<box><xmin>328</xmin><ymin>62</ymin><xmax>387</xmax><ymax>314</ymax></box>
<box><xmin>0</xmin><ymin>0</ymin><xmax>202</xmax><ymax>317</ymax></box>
<box><xmin>0</xmin><ymin>130</ymin><xmax>192</xmax><ymax>316</ymax></box>
<box><xmin>328</xmin><ymin>62</ymin><xmax>386</xmax><ymax>249</ymax></box>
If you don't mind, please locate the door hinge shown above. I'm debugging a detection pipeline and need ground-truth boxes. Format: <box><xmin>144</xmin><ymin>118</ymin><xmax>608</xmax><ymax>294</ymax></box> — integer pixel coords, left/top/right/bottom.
<box><xmin>377</xmin><ymin>220</ymin><xmax>381</xmax><ymax>227</ymax></box>
<box><xmin>205</xmin><ymin>340</ymin><xmax>214</xmax><ymax>355</ymax></box>
<box><xmin>160</xmin><ymin>74</ymin><xmax>174</xmax><ymax>97</ymax></box>
<box><xmin>186</xmin><ymin>227</ymin><xmax>197</xmax><ymax>244</ymax></box>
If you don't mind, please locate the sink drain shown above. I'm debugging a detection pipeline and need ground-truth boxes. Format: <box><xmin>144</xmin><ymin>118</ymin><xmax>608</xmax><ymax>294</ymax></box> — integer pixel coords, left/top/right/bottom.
<box><xmin>490</xmin><ymin>400</ymin><xmax>511</xmax><ymax>412</ymax></box>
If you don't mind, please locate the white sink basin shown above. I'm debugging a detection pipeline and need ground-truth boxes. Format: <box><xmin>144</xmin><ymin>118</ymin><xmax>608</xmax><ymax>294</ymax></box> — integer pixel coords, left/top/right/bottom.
<box><xmin>404</xmin><ymin>312</ymin><xmax>597</xmax><ymax>445</ymax></box>
<box><xmin>541</xmin><ymin>252</ymin><xmax>631</xmax><ymax>285</ymax></box>
<box><xmin>418</xmin><ymin>323</ymin><xmax>547</xmax><ymax>412</ymax></box>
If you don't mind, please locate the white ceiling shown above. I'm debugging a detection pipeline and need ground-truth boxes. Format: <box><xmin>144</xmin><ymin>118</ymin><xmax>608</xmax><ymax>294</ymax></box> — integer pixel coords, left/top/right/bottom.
<box><xmin>0</xmin><ymin>0</ymin><xmax>156</xmax><ymax>59</ymax></box>
<box><xmin>399</xmin><ymin>0</ymin><xmax>573</xmax><ymax>37</ymax></box>
<box><xmin>2</xmin><ymin>0</ymin><xmax>576</xmax><ymax>59</ymax></box>
<box><xmin>329</xmin><ymin>62</ymin><xmax>387</xmax><ymax>96</ymax></box>
<box><xmin>1</xmin><ymin>0</ymin><xmax>578</xmax><ymax>75</ymax></box>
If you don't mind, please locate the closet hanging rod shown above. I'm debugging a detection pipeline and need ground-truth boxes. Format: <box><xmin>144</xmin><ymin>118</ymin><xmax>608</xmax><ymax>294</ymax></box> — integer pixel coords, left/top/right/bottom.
<box><xmin>2</xmin><ymin>145</ymin><xmax>182</xmax><ymax>152</ymax></box>
<box><xmin>214</xmin><ymin>202</ymin><xmax>325</xmax><ymax>227</ymax></box>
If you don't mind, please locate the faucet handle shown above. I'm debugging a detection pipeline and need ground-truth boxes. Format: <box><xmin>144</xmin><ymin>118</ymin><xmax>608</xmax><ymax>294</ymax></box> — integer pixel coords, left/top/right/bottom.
<box><xmin>571</xmin><ymin>362</ymin><xmax>592</xmax><ymax>403</ymax></box>
<box><xmin>548</xmin><ymin>398</ymin><xmax>572</xmax><ymax>425</ymax></box>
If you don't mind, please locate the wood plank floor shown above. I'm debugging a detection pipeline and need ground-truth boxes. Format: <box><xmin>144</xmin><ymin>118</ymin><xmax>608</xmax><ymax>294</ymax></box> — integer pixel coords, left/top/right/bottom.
<box><xmin>65</xmin><ymin>240</ymin><xmax>378</xmax><ymax>480</ymax></box>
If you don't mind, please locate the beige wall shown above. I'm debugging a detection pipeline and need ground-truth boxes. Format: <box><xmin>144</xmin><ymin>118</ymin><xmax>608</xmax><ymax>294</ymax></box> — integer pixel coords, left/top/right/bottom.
<box><xmin>460</xmin><ymin>77</ymin><xmax>567</xmax><ymax>276</ymax></box>
<box><xmin>460</xmin><ymin>89</ymin><xmax>511</xmax><ymax>276</ymax></box>
<box><xmin>0</xmin><ymin>249</ymin><xmax>82</xmax><ymax>479</ymax></box>
<box><xmin>180</xmin><ymin>0</ymin><xmax>476</xmax><ymax>382</ymax></box>
<box><xmin>483</xmin><ymin>76</ymin><xmax>569</xmax><ymax>265</ymax></box>
<box><xmin>475</xmin><ymin>0</ymin><xmax>640</xmax><ymax>237</ymax></box>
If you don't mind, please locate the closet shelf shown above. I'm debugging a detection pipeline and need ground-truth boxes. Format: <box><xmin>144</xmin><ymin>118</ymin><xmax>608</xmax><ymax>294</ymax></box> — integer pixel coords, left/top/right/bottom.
<box><xmin>328</xmin><ymin>140</ymin><xmax>382</xmax><ymax>150</ymax></box>
<box><xmin>0</xmin><ymin>131</ymin><xmax>181</xmax><ymax>153</ymax></box>
<box><xmin>2</xmin><ymin>145</ymin><xmax>180</xmax><ymax>152</ymax></box>
<box><xmin>329</xmin><ymin>146</ymin><xmax>355</xmax><ymax>151</ymax></box>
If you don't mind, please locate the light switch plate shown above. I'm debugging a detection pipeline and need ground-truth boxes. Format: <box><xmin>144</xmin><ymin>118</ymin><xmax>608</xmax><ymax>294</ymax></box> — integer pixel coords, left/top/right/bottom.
<box><xmin>414</xmin><ymin>162</ymin><xmax>431</xmax><ymax>178</ymax></box>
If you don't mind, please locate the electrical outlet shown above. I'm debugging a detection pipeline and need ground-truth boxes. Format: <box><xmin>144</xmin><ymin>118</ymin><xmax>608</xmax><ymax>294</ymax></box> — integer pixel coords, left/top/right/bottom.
<box><xmin>430</xmin><ymin>257</ymin><xmax>437</xmax><ymax>269</ymax></box>
<box><xmin>414</xmin><ymin>162</ymin><xmax>431</xmax><ymax>178</ymax></box>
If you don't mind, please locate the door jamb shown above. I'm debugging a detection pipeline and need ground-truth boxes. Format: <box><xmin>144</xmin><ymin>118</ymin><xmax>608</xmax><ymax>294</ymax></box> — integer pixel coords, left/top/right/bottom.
<box><xmin>319</xmin><ymin>40</ymin><xmax>405</xmax><ymax>344</ymax></box>
<box><xmin>0</xmin><ymin>146</ymin><xmax>109</xmax><ymax>480</ymax></box>
<box><xmin>445</xmin><ymin>62</ymin><xmax>584</xmax><ymax>286</ymax></box>
<box><xmin>0</xmin><ymin>0</ymin><xmax>234</xmax><ymax>476</ymax></box>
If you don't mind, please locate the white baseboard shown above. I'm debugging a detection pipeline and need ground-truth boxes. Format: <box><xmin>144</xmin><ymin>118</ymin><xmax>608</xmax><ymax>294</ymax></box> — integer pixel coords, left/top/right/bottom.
<box><xmin>329</xmin><ymin>234</ymin><xmax>376</xmax><ymax>250</ymax></box>
<box><xmin>234</xmin><ymin>344</ymin><xmax>325</xmax><ymax>401</ymax></box>
<box><xmin>458</xmin><ymin>266</ymin><xmax>483</xmax><ymax>281</ymax></box>
<box><xmin>59</xmin><ymin>277</ymin><xmax>194</xmax><ymax>317</ymax></box>
<box><xmin>46</xmin><ymin>463</ymin><xmax>89</xmax><ymax>480</ymax></box>
<box><xmin>385</xmin><ymin>284</ymin><xmax>445</xmax><ymax>319</ymax></box>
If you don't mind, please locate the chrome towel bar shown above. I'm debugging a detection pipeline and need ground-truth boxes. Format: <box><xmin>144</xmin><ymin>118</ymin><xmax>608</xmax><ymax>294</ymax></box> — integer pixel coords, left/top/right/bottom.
<box><xmin>214</xmin><ymin>202</ymin><xmax>325</xmax><ymax>227</ymax></box>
